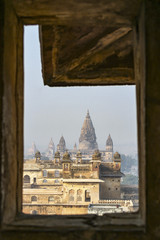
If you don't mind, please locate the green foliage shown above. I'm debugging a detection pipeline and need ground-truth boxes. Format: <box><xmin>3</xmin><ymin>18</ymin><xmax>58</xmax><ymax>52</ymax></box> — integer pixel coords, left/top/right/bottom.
<box><xmin>121</xmin><ymin>154</ymin><xmax>138</xmax><ymax>172</ymax></box>
<box><xmin>122</xmin><ymin>174</ymin><xmax>138</xmax><ymax>185</ymax></box>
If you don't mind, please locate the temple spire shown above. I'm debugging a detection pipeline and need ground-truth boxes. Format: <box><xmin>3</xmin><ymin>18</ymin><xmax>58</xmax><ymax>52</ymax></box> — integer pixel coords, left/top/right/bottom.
<box><xmin>79</xmin><ymin>111</ymin><xmax>98</xmax><ymax>151</ymax></box>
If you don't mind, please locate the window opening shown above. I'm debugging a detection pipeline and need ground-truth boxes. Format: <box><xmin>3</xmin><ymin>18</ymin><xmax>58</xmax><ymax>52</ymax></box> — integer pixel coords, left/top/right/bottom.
<box><xmin>69</xmin><ymin>189</ymin><xmax>75</xmax><ymax>202</ymax></box>
<box><xmin>31</xmin><ymin>196</ymin><xmax>37</xmax><ymax>202</ymax></box>
<box><xmin>55</xmin><ymin>170</ymin><xmax>60</xmax><ymax>178</ymax></box>
<box><xmin>23</xmin><ymin>25</ymin><xmax>139</xmax><ymax>216</ymax></box>
<box><xmin>24</xmin><ymin>175</ymin><xmax>30</xmax><ymax>183</ymax></box>
<box><xmin>43</xmin><ymin>170</ymin><xmax>47</xmax><ymax>177</ymax></box>
<box><xmin>32</xmin><ymin>210</ymin><xmax>38</xmax><ymax>215</ymax></box>
<box><xmin>85</xmin><ymin>190</ymin><xmax>91</xmax><ymax>202</ymax></box>
<box><xmin>77</xmin><ymin>189</ymin><xmax>82</xmax><ymax>202</ymax></box>
<box><xmin>48</xmin><ymin>196</ymin><xmax>54</xmax><ymax>202</ymax></box>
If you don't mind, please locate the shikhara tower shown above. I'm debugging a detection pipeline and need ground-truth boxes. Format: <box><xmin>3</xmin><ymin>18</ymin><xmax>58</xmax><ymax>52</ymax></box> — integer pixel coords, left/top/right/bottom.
<box><xmin>57</xmin><ymin>136</ymin><xmax>66</xmax><ymax>153</ymax></box>
<box><xmin>45</xmin><ymin>138</ymin><xmax>55</xmax><ymax>159</ymax></box>
<box><xmin>79</xmin><ymin>110</ymin><xmax>98</xmax><ymax>151</ymax></box>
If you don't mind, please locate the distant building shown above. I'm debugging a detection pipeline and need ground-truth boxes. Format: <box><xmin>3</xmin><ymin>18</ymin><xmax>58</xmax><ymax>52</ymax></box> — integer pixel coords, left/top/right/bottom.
<box><xmin>23</xmin><ymin>111</ymin><xmax>138</xmax><ymax>215</ymax></box>
<box><xmin>27</xmin><ymin>142</ymin><xmax>37</xmax><ymax>157</ymax></box>
<box><xmin>79</xmin><ymin>110</ymin><xmax>98</xmax><ymax>151</ymax></box>
<box><xmin>23</xmin><ymin>150</ymin><xmax>124</xmax><ymax>215</ymax></box>
<box><xmin>45</xmin><ymin>138</ymin><xmax>55</xmax><ymax>160</ymax></box>
<box><xmin>57</xmin><ymin>136</ymin><xmax>66</xmax><ymax>153</ymax></box>
<box><xmin>105</xmin><ymin>134</ymin><xmax>114</xmax><ymax>161</ymax></box>
<box><xmin>73</xmin><ymin>143</ymin><xmax>77</xmax><ymax>151</ymax></box>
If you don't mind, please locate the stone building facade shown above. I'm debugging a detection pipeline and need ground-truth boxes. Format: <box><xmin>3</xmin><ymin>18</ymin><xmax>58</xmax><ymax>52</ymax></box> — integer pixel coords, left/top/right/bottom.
<box><xmin>23</xmin><ymin>150</ymin><xmax>124</xmax><ymax>215</ymax></box>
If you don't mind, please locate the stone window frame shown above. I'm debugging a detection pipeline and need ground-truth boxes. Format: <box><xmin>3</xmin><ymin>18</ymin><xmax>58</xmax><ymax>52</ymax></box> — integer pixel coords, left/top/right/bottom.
<box><xmin>48</xmin><ymin>196</ymin><xmax>54</xmax><ymax>202</ymax></box>
<box><xmin>43</xmin><ymin>170</ymin><xmax>47</xmax><ymax>178</ymax></box>
<box><xmin>2</xmin><ymin>0</ymin><xmax>159</xmax><ymax>238</ymax></box>
<box><xmin>77</xmin><ymin>189</ymin><xmax>83</xmax><ymax>202</ymax></box>
<box><xmin>23</xmin><ymin>175</ymin><xmax>30</xmax><ymax>183</ymax></box>
<box><xmin>69</xmin><ymin>189</ymin><xmax>75</xmax><ymax>202</ymax></box>
<box><xmin>85</xmin><ymin>190</ymin><xmax>91</xmax><ymax>202</ymax></box>
<box><xmin>54</xmin><ymin>170</ymin><xmax>60</xmax><ymax>178</ymax></box>
<box><xmin>31</xmin><ymin>196</ymin><xmax>38</xmax><ymax>202</ymax></box>
<box><xmin>31</xmin><ymin>210</ymin><xmax>38</xmax><ymax>215</ymax></box>
<box><xmin>43</xmin><ymin>179</ymin><xmax>47</xmax><ymax>183</ymax></box>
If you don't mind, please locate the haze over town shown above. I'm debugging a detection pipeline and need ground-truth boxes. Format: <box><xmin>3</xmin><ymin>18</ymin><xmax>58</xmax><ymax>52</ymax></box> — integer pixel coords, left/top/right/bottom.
<box><xmin>24</xmin><ymin>26</ymin><xmax>138</xmax><ymax>156</ymax></box>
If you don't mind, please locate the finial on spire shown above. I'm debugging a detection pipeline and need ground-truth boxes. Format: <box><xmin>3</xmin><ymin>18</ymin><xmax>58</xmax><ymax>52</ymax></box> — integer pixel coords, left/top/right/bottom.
<box><xmin>87</xmin><ymin>109</ymin><xmax>90</xmax><ymax>117</ymax></box>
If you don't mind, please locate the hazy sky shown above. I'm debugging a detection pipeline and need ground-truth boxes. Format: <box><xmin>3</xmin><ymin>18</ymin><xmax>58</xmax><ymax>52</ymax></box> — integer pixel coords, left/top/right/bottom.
<box><xmin>24</xmin><ymin>26</ymin><xmax>137</xmax><ymax>155</ymax></box>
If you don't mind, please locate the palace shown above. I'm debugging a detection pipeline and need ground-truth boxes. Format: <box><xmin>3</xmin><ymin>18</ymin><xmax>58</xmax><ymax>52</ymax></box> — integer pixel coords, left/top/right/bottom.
<box><xmin>23</xmin><ymin>111</ymin><xmax>133</xmax><ymax>215</ymax></box>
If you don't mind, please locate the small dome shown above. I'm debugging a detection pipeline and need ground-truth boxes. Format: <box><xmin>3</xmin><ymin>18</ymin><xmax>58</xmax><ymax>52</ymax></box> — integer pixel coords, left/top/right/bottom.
<box><xmin>114</xmin><ymin>152</ymin><xmax>121</xmax><ymax>159</ymax></box>
<box><xmin>35</xmin><ymin>151</ymin><xmax>41</xmax><ymax>158</ymax></box>
<box><xmin>63</xmin><ymin>151</ymin><xmax>70</xmax><ymax>160</ymax></box>
<box><xmin>54</xmin><ymin>151</ymin><xmax>60</xmax><ymax>158</ymax></box>
<box><xmin>106</xmin><ymin>134</ymin><xmax>113</xmax><ymax>146</ymax></box>
<box><xmin>92</xmin><ymin>149</ymin><xmax>101</xmax><ymax>160</ymax></box>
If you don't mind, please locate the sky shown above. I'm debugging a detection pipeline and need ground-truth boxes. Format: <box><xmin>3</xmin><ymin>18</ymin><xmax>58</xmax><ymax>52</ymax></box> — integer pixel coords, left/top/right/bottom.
<box><xmin>24</xmin><ymin>26</ymin><xmax>138</xmax><ymax>156</ymax></box>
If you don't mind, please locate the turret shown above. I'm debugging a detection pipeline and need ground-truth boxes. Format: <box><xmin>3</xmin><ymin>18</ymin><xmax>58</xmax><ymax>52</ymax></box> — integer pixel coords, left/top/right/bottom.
<box><xmin>105</xmin><ymin>134</ymin><xmax>113</xmax><ymax>161</ymax></box>
<box><xmin>76</xmin><ymin>150</ymin><xmax>82</xmax><ymax>164</ymax></box>
<box><xmin>62</xmin><ymin>151</ymin><xmax>72</xmax><ymax>178</ymax></box>
<box><xmin>113</xmin><ymin>152</ymin><xmax>121</xmax><ymax>170</ymax></box>
<box><xmin>54</xmin><ymin>151</ymin><xmax>61</xmax><ymax>165</ymax></box>
<box><xmin>113</xmin><ymin>152</ymin><xmax>121</xmax><ymax>162</ymax></box>
<box><xmin>35</xmin><ymin>151</ymin><xmax>41</xmax><ymax>162</ymax></box>
<box><xmin>90</xmin><ymin>150</ymin><xmax>101</xmax><ymax>177</ymax></box>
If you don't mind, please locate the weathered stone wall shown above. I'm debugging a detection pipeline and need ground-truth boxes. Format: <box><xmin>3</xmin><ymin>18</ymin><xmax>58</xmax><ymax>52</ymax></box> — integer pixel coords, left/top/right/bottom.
<box><xmin>23</xmin><ymin>205</ymin><xmax>63</xmax><ymax>215</ymax></box>
<box><xmin>62</xmin><ymin>182</ymin><xmax>99</xmax><ymax>204</ymax></box>
<box><xmin>100</xmin><ymin>178</ymin><xmax>121</xmax><ymax>199</ymax></box>
<box><xmin>23</xmin><ymin>170</ymin><xmax>42</xmax><ymax>184</ymax></box>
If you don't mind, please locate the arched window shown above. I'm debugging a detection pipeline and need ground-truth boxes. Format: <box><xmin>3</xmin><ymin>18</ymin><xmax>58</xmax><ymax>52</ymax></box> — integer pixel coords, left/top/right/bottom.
<box><xmin>23</xmin><ymin>175</ymin><xmax>30</xmax><ymax>183</ymax></box>
<box><xmin>31</xmin><ymin>196</ymin><xmax>37</xmax><ymax>202</ymax></box>
<box><xmin>48</xmin><ymin>196</ymin><xmax>54</xmax><ymax>202</ymax></box>
<box><xmin>69</xmin><ymin>189</ymin><xmax>74</xmax><ymax>202</ymax></box>
<box><xmin>55</xmin><ymin>179</ymin><xmax>59</xmax><ymax>183</ymax></box>
<box><xmin>55</xmin><ymin>170</ymin><xmax>60</xmax><ymax>178</ymax></box>
<box><xmin>64</xmin><ymin>164</ymin><xmax>68</xmax><ymax>170</ymax></box>
<box><xmin>77</xmin><ymin>189</ymin><xmax>82</xmax><ymax>202</ymax></box>
<box><xmin>43</xmin><ymin>170</ymin><xmax>47</xmax><ymax>177</ymax></box>
<box><xmin>43</xmin><ymin>179</ymin><xmax>47</xmax><ymax>183</ymax></box>
<box><xmin>32</xmin><ymin>210</ymin><xmax>38</xmax><ymax>215</ymax></box>
<box><xmin>85</xmin><ymin>190</ymin><xmax>91</xmax><ymax>202</ymax></box>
